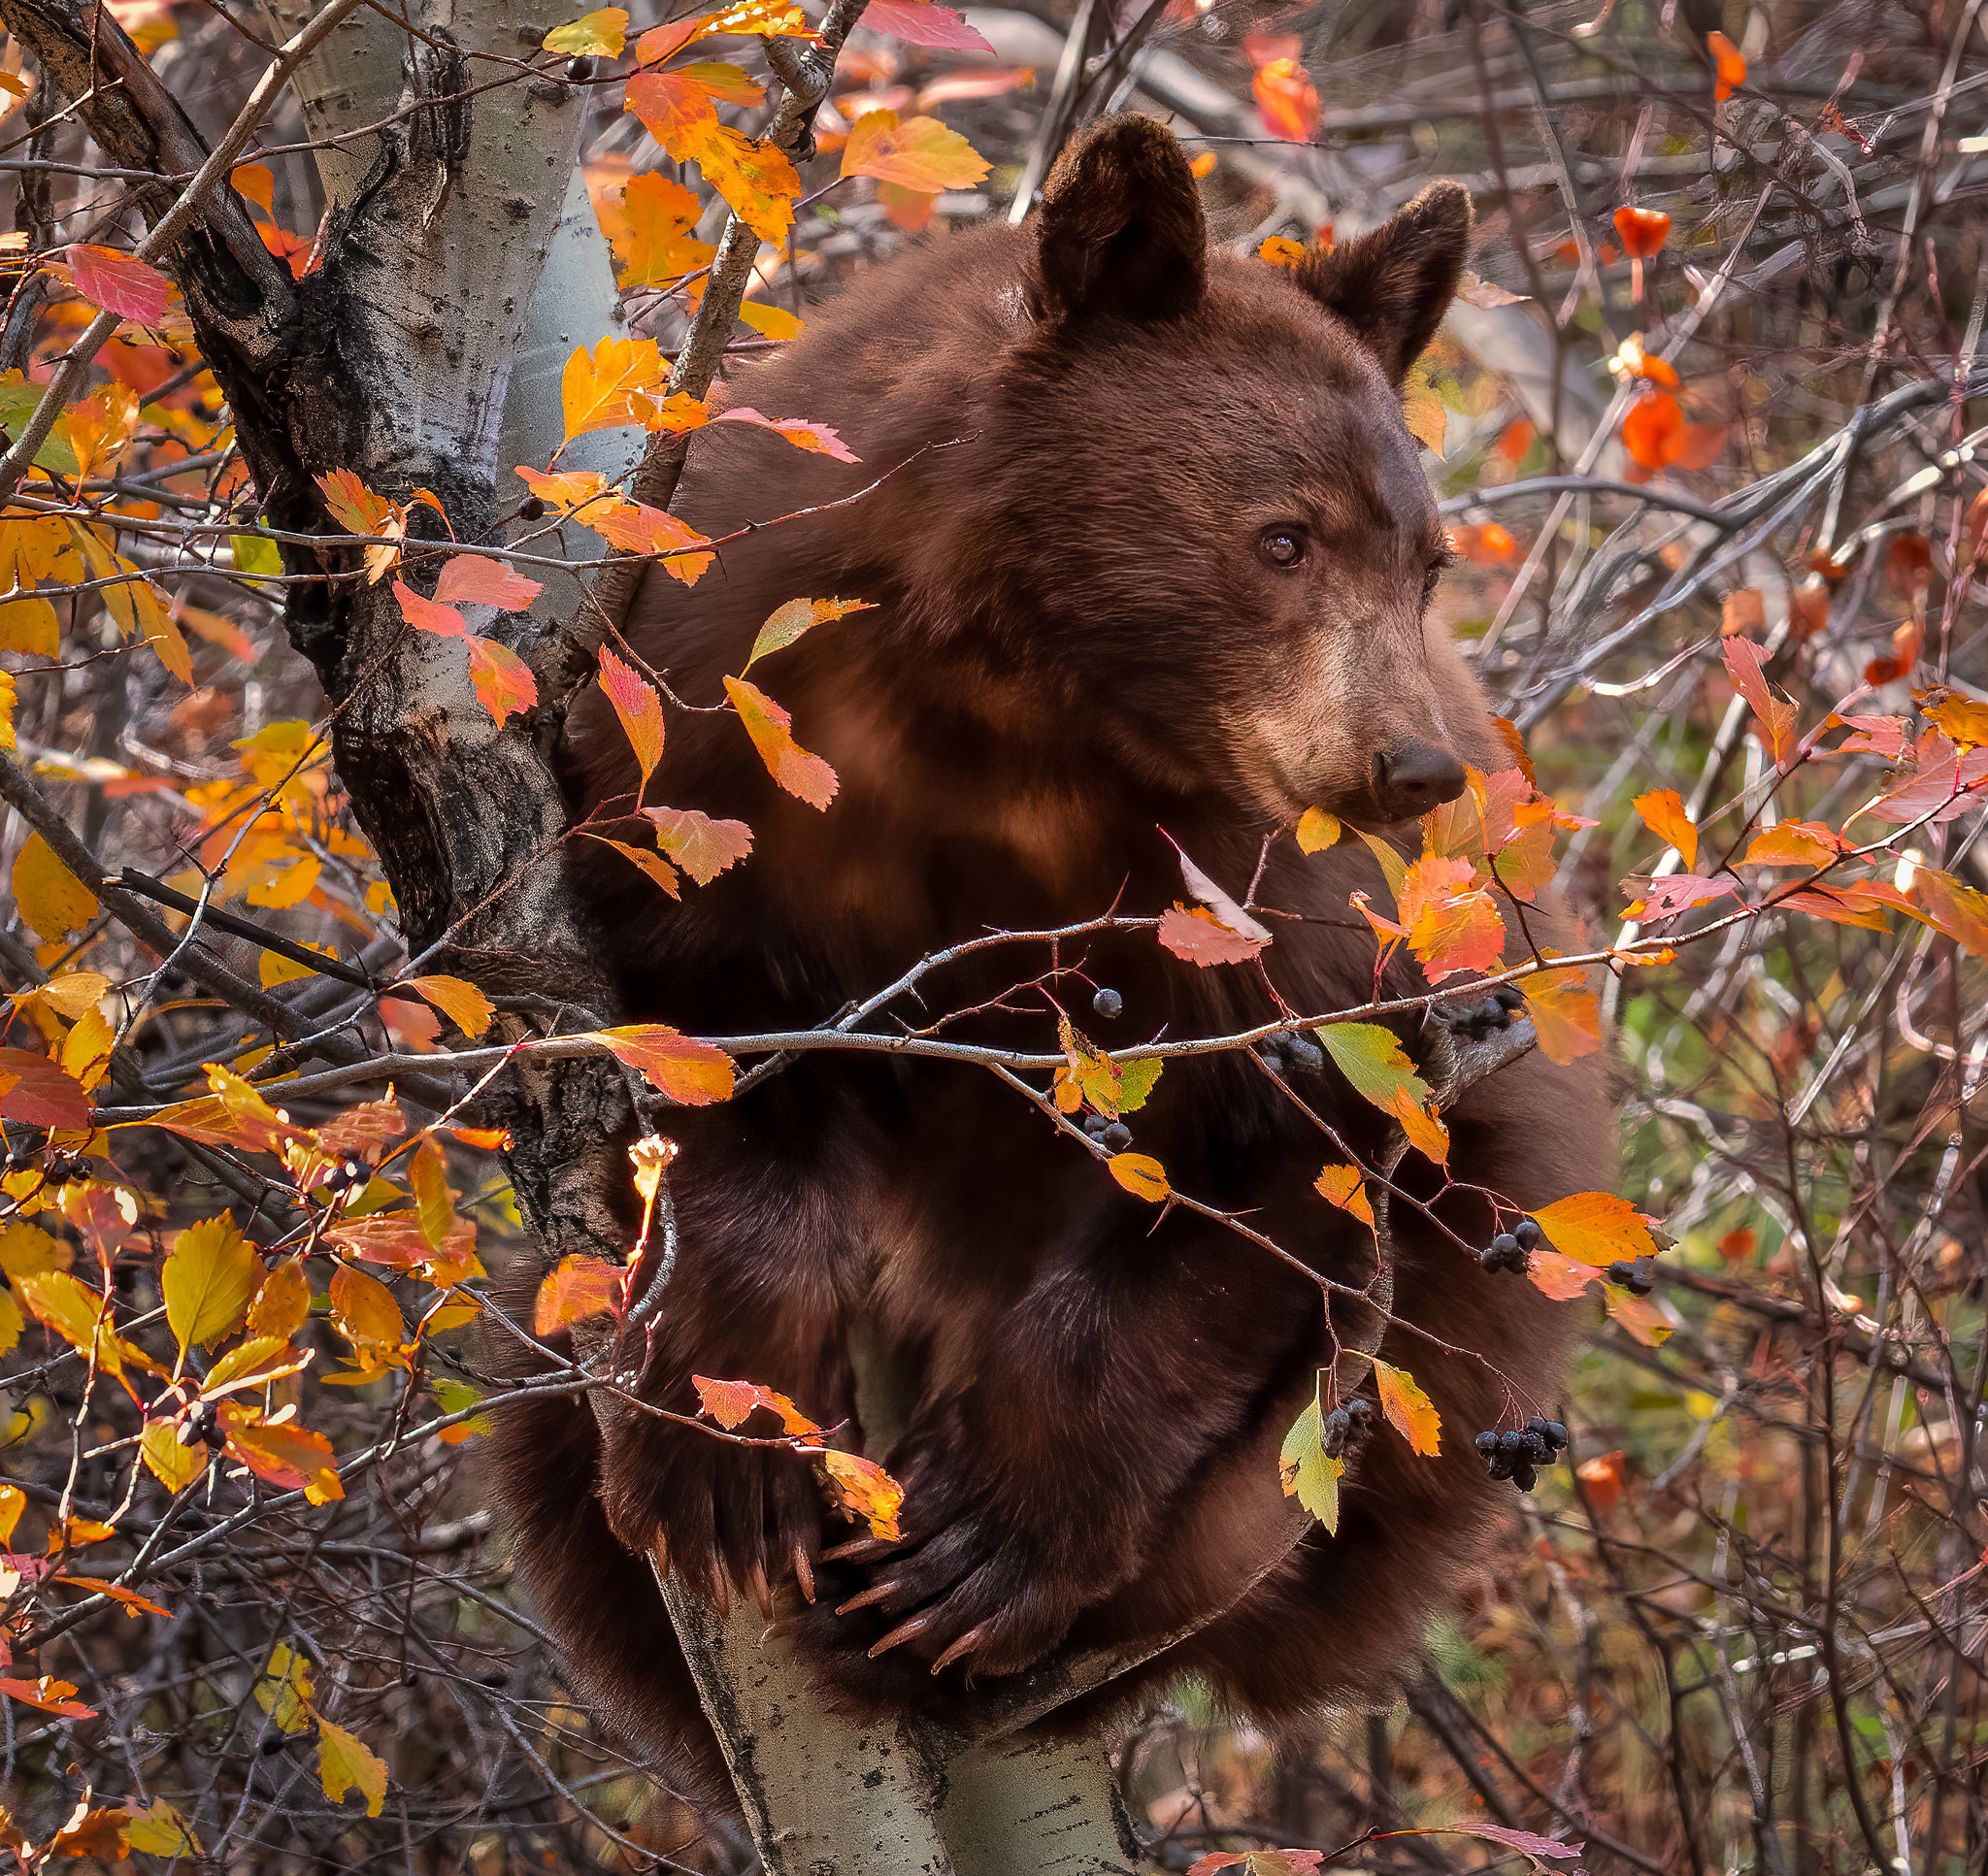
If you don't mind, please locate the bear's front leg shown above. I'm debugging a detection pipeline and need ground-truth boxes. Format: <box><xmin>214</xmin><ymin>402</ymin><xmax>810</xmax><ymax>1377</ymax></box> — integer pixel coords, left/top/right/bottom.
<box><xmin>802</xmin><ymin>1201</ymin><xmax>1327</xmax><ymax>1694</ymax></box>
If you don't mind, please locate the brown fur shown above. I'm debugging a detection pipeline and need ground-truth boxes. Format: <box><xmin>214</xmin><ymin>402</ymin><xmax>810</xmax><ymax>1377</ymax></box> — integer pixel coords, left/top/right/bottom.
<box><xmin>487</xmin><ymin>116</ymin><xmax>1614</xmax><ymax>1812</ymax></box>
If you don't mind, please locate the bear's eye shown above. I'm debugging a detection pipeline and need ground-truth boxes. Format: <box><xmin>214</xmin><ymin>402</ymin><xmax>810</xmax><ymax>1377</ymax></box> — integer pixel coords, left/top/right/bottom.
<box><xmin>1258</xmin><ymin>527</ymin><xmax>1308</xmax><ymax>569</ymax></box>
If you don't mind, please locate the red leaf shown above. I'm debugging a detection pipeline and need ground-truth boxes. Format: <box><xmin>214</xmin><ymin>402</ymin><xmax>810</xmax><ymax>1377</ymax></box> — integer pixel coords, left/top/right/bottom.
<box><xmin>0</xmin><ymin>1048</ymin><xmax>91</xmax><ymax>1129</ymax></box>
<box><xmin>1722</xmin><ymin>636</ymin><xmax>1799</xmax><ymax>764</ymax></box>
<box><xmin>1157</xmin><ymin>903</ymin><xmax>1267</xmax><ymax>967</ymax></box>
<box><xmin>433</xmin><ymin>554</ymin><xmax>543</xmax><ymax>611</ymax></box>
<box><xmin>723</xmin><ymin>675</ymin><xmax>839</xmax><ymax>808</ymax></box>
<box><xmin>61</xmin><ymin>244</ymin><xmax>171</xmax><ymax>324</ymax></box>
<box><xmin>534</xmin><ymin>1255</ymin><xmax>623</xmax><ymax>1334</ymax></box>
<box><xmin>1626</xmin><ymin>872</ymin><xmax>1737</xmax><ymax>921</ymax></box>
<box><xmin>393</xmin><ymin>578</ymin><xmax>467</xmax><ymax>640</ymax></box>
<box><xmin>863</xmin><ymin>0</ymin><xmax>995</xmax><ymax>49</ymax></box>
<box><xmin>693</xmin><ymin>1374</ymin><xmax>820</xmax><ymax>1433</ymax></box>
<box><xmin>1611</xmin><ymin>205</ymin><xmax>1671</xmax><ymax>259</ymax></box>
<box><xmin>599</xmin><ymin>643</ymin><xmax>665</xmax><ymax>783</ymax></box>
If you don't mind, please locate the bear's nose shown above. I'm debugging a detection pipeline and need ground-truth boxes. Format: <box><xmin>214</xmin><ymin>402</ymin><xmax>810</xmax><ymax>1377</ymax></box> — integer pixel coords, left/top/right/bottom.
<box><xmin>1371</xmin><ymin>741</ymin><xmax>1467</xmax><ymax>821</ymax></box>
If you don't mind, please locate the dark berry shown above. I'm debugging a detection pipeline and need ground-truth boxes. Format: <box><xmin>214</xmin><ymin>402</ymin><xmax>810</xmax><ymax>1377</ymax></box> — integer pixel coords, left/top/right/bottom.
<box><xmin>517</xmin><ymin>496</ymin><xmax>547</xmax><ymax>522</ymax></box>
<box><xmin>1083</xmin><ymin>1112</ymin><xmax>1109</xmax><ymax>1137</ymax></box>
<box><xmin>1487</xmin><ymin>1452</ymin><xmax>1514</xmax><ymax>1480</ymax></box>
<box><xmin>1521</xmin><ymin>1431</ymin><xmax>1549</xmax><ymax>1465</ymax></box>
<box><xmin>1497</xmin><ymin>1430</ymin><xmax>1526</xmax><ymax>1457</ymax></box>
<box><xmin>1491</xmin><ymin>1232</ymin><xmax>1519</xmax><ymax>1261</ymax></box>
<box><xmin>1607</xmin><ymin>1259</ymin><xmax>1656</xmax><ymax>1297</ymax></box>
<box><xmin>1283</xmin><ymin>1036</ymin><xmax>1323</xmax><ymax>1073</ymax></box>
<box><xmin>1091</xmin><ymin>987</ymin><xmax>1123</xmax><ymax>1021</ymax></box>
<box><xmin>1258</xmin><ymin>1039</ymin><xmax>1287</xmax><ymax>1071</ymax></box>
<box><xmin>1512</xmin><ymin>1461</ymin><xmax>1538</xmax><ymax>1492</ymax></box>
<box><xmin>1321</xmin><ymin>1408</ymin><xmax>1350</xmax><ymax>1457</ymax></box>
<box><xmin>1513</xmin><ymin>1218</ymin><xmax>1542</xmax><ymax>1251</ymax></box>
<box><xmin>1541</xmin><ymin>1420</ymin><xmax>1569</xmax><ymax>1452</ymax></box>
<box><xmin>1101</xmin><ymin>1121</ymin><xmax>1133</xmax><ymax>1152</ymax></box>
<box><xmin>1344</xmin><ymin>1397</ymin><xmax>1373</xmax><ymax>1420</ymax></box>
<box><xmin>1474</xmin><ymin>1430</ymin><xmax>1499</xmax><ymax>1456</ymax></box>
<box><xmin>564</xmin><ymin>55</ymin><xmax>595</xmax><ymax>82</ymax></box>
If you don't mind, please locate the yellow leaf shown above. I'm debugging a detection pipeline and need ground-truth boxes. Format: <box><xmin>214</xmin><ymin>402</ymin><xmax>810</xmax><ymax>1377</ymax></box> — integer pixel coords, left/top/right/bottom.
<box><xmin>0</xmin><ymin>1480</ymin><xmax>23</xmax><ymax>1545</ymax></box>
<box><xmin>745</xmin><ymin>595</ymin><xmax>874</xmax><ymax>671</ymax></box>
<box><xmin>12</xmin><ymin>831</ymin><xmax>98</xmax><ymax>941</ymax></box>
<box><xmin>1632</xmin><ymin>787</ymin><xmax>1697</xmax><ymax>872</ymax></box>
<box><xmin>560</xmin><ymin>333</ymin><xmax>669</xmax><ymax>439</ymax></box>
<box><xmin>1519</xmin><ymin>967</ymin><xmax>1603</xmax><ymax>1066</ymax></box>
<box><xmin>140</xmin><ymin>1418</ymin><xmax>208</xmax><ymax>1494</ymax></box>
<box><xmin>317</xmin><ymin>1719</ymin><xmax>388</xmax><ymax>1817</ymax></box>
<box><xmin>1372</xmin><ymin>1359</ymin><xmax>1441</xmax><ymax>1456</ymax></box>
<box><xmin>1530</xmin><ymin>1190</ymin><xmax>1659</xmax><ymax>1267</ymax></box>
<box><xmin>613</xmin><ymin>171</ymin><xmax>715</xmax><ymax>289</ymax></box>
<box><xmin>820</xmin><ymin>1449</ymin><xmax>905</xmax><ymax>1541</ymax></box>
<box><xmin>0</xmin><ymin>668</ymin><xmax>14</xmax><ymax>752</ymax></box>
<box><xmin>15</xmin><ymin>1268</ymin><xmax>121</xmax><ymax>1373</ymax></box>
<box><xmin>329</xmin><ymin>1263</ymin><xmax>404</xmax><ymax>1353</ymax></box>
<box><xmin>534</xmin><ymin>1254</ymin><xmax>622</xmax><ymax>1333</ymax></box>
<box><xmin>36</xmin><ymin>971</ymin><xmax>109</xmax><ymax>1020</ymax></box>
<box><xmin>1921</xmin><ymin>689</ymin><xmax>1988</xmax><ymax>748</ymax></box>
<box><xmin>0</xmin><ymin>1221</ymin><xmax>69</xmax><ymax>1278</ymax></box>
<box><xmin>402</xmin><ymin>973</ymin><xmax>493</xmax><ymax>1039</ymax></box>
<box><xmin>254</xmin><ymin>1641</ymin><xmax>315</xmax><ymax>1733</ymax></box>
<box><xmin>162</xmin><ymin>1215</ymin><xmax>260</xmax><ymax>1357</ymax></box>
<box><xmin>544</xmin><ymin>6</ymin><xmax>627</xmax><ymax>54</ymax></box>
<box><xmin>247</xmin><ymin>1255</ymin><xmax>312</xmax><ymax>1339</ymax></box>
<box><xmin>58</xmin><ymin>1004</ymin><xmax>114</xmax><ymax>1092</ymax></box>
<box><xmin>0</xmin><ymin>1284</ymin><xmax>19</xmax><ymax>1359</ymax></box>
<box><xmin>1312</xmin><ymin>1162</ymin><xmax>1374</xmax><ymax>1227</ymax></box>
<box><xmin>224</xmin><ymin>1411</ymin><xmax>344</xmax><ymax>1503</ymax></box>
<box><xmin>125</xmin><ymin>1800</ymin><xmax>201</xmax><ymax>1860</ymax></box>
<box><xmin>737</xmin><ymin>298</ymin><xmax>801</xmax><ymax>341</ymax></box>
<box><xmin>260</xmin><ymin>940</ymin><xmax>336</xmax><ymax>989</ymax></box>
<box><xmin>1387</xmin><ymin>1087</ymin><xmax>1449</xmax><ymax>1167</ymax></box>
<box><xmin>0</xmin><ymin>595</ymin><xmax>58</xmax><ymax>654</ymax></box>
<box><xmin>410</xmin><ymin>1137</ymin><xmax>452</xmax><ymax>1251</ymax></box>
<box><xmin>840</xmin><ymin>110</ymin><xmax>991</xmax><ymax>192</ymax></box>
<box><xmin>1296</xmin><ymin>806</ymin><xmax>1342</xmax><ymax>853</ymax></box>
<box><xmin>1278</xmin><ymin>1396</ymin><xmax>1342</xmax><ymax>1530</ymax></box>
<box><xmin>1107</xmin><ymin>1151</ymin><xmax>1170</xmax><ymax>1201</ymax></box>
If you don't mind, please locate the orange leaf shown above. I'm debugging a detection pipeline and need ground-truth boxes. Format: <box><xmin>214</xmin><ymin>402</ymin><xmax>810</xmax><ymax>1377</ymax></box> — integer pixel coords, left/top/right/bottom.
<box><xmin>1632</xmin><ymin>787</ymin><xmax>1697</xmax><ymax>872</ymax></box>
<box><xmin>1313</xmin><ymin>1163</ymin><xmax>1375</xmax><ymax>1227</ymax></box>
<box><xmin>401</xmin><ymin>973</ymin><xmax>493</xmax><ymax>1039</ymax></box>
<box><xmin>1529</xmin><ymin>1190</ymin><xmax>1659</xmax><ymax>1267</ymax></box>
<box><xmin>469</xmin><ymin>634</ymin><xmax>538</xmax><ymax>725</ymax></box>
<box><xmin>713</xmin><ymin>406</ymin><xmax>860</xmax><ymax>463</ymax></box>
<box><xmin>0</xmin><ymin>1675</ymin><xmax>96</xmax><ymax>1718</ymax></box>
<box><xmin>1621</xmin><ymin>389</ymin><xmax>1681</xmax><ymax>468</ymax></box>
<box><xmin>223</xmin><ymin>1410</ymin><xmax>343</xmax><ymax>1503</ymax></box>
<box><xmin>584</xmin><ymin>498</ymin><xmax>715</xmax><ymax>583</ymax></box>
<box><xmin>1387</xmin><ymin>1087</ymin><xmax>1449</xmax><ymax>1166</ymax></box>
<box><xmin>597</xmin><ymin>1024</ymin><xmax>737</xmax><ymax>1103</ymax></box>
<box><xmin>1108</xmin><ymin>1151</ymin><xmax>1170</xmax><ymax>1201</ymax></box>
<box><xmin>1707</xmin><ymin>28</ymin><xmax>1746</xmax><ymax>100</ymax></box>
<box><xmin>1611</xmin><ymin>205</ymin><xmax>1670</xmax><ymax>259</ymax></box>
<box><xmin>840</xmin><ymin>109</ymin><xmax>990</xmax><ymax>192</ymax></box>
<box><xmin>599</xmin><ymin>642</ymin><xmax>666</xmax><ymax>784</ymax></box>
<box><xmin>645</xmin><ymin>806</ymin><xmax>753</xmax><ymax>884</ymax></box>
<box><xmin>534</xmin><ymin>1254</ymin><xmax>622</xmax><ymax>1333</ymax></box>
<box><xmin>1251</xmin><ymin>57</ymin><xmax>1319</xmax><ymax>141</ymax></box>
<box><xmin>723</xmin><ymin>675</ymin><xmax>839</xmax><ymax>808</ymax></box>
<box><xmin>561</xmin><ymin>333</ymin><xmax>669</xmax><ymax>439</ymax></box>
<box><xmin>614</xmin><ymin>171</ymin><xmax>715</xmax><ymax>288</ymax></box>
<box><xmin>1518</xmin><ymin>968</ymin><xmax>1602</xmax><ymax>1067</ymax></box>
<box><xmin>1398</xmin><ymin>853</ymin><xmax>1504</xmax><ymax>982</ymax></box>
<box><xmin>1742</xmin><ymin>821</ymin><xmax>1842</xmax><ymax>868</ymax></box>
<box><xmin>583</xmin><ymin>833</ymin><xmax>681</xmax><ymax>898</ymax></box>
<box><xmin>693</xmin><ymin>1374</ymin><xmax>820</xmax><ymax>1433</ymax></box>
<box><xmin>821</xmin><ymin>1449</ymin><xmax>905</xmax><ymax>1540</ymax></box>
<box><xmin>1372</xmin><ymin>1359</ymin><xmax>1441</xmax><ymax>1456</ymax></box>
<box><xmin>1527</xmin><ymin>1246</ymin><xmax>1600</xmax><ymax>1300</ymax></box>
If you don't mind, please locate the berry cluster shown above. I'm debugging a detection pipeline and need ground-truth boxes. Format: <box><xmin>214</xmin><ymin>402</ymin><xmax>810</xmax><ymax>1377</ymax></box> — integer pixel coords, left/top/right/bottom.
<box><xmin>1321</xmin><ymin>1396</ymin><xmax>1375</xmax><ymax>1458</ymax></box>
<box><xmin>1607</xmin><ymin>1257</ymin><xmax>1657</xmax><ymax>1296</ymax></box>
<box><xmin>1478</xmin><ymin>1217</ymin><xmax>1542</xmax><ymax>1274</ymax></box>
<box><xmin>1258</xmin><ymin>1032</ymin><xmax>1324</xmax><ymax>1075</ymax></box>
<box><xmin>1474</xmin><ymin>1417</ymin><xmax>1569</xmax><ymax>1491</ymax></box>
<box><xmin>1082</xmin><ymin>1112</ymin><xmax>1133</xmax><ymax>1152</ymax></box>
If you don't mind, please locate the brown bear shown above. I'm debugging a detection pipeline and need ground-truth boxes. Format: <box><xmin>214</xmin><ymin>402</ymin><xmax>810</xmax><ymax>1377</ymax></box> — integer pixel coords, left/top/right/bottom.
<box><xmin>490</xmin><ymin>114</ymin><xmax>1613</xmax><ymax>1812</ymax></box>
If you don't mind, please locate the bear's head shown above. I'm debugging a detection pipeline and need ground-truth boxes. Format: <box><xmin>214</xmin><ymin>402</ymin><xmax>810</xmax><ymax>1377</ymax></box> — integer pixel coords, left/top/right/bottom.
<box><xmin>971</xmin><ymin>115</ymin><xmax>1487</xmax><ymax>832</ymax></box>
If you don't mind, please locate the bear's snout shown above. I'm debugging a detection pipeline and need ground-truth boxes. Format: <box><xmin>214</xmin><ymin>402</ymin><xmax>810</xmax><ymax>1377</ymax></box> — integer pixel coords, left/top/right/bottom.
<box><xmin>1370</xmin><ymin>740</ymin><xmax>1467</xmax><ymax>822</ymax></box>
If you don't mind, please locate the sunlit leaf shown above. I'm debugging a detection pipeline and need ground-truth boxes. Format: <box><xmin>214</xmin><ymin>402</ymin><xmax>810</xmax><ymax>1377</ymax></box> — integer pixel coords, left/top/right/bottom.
<box><xmin>1278</xmin><ymin>1396</ymin><xmax>1342</xmax><ymax>1530</ymax></box>
<box><xmin>124</xmin><ymin>1801</ymin><xmax>201</xmax><ymax>1860</ymax></box>
<box><xmin>599</xmin><ymin>642</ymin><xmax>666</xmax><ymax>783</ymax></box>
<box><xmin>864</xmin><ymin>0</ymin><xmax>996</xmax><ymax>49</ymax></box>
<box><xmin>1372</xmin><ymin>1359</ymin><xmax>1441</xmax><ymax>1456</ymax></box>
<box><xmin>534</xmin><ymin>1254</ymin><xmax>622</xmax><ymax>1333</ymax></box>
<box><xmin>561</xmin><ymin>333</ymin><xmax>669</xmax><ymax>439</ymax></box>
<box><xmin>694</xmin><ymin>1373</ymin><xmax>819</xmax><ymax>1433</ymax></box>
<box><xmin>11</xmin><ymin>830</ymin><xmax>98</xmax><ymax>940</ymax></box>
<box><xmin>162</xmin><ymin>1215</ymin><xmax>260</xmax><ymax>1358</ymax></box>
<box><xmin>1314</xmin><ymin>1022</ymin><xmax>1431</xmax><ymax>1112</ymax></box>
<box><xmin>821</xmin><ymin>1449</ymin><xmax>905</xmax><ymax>1540</ymax></box>
<box><xmin>1108</xmin><ymin>1151</ymin><xmax>1169</xmax><ymax>1201</ymax></box>
<box><xmin>1312</xmin><ymin>1162</ymin><xmax>1375</xmax><ymax>1227</ymax></box>
<box><xmin>433</xmin><ymin>553</ymin><xmax>543</xmax><ymax>612</ymax></box>
<box><xmin>254</xmin><ymin>1641</ymin><xmax>316</xmax><ymax>1734</ymax></box>
<box><xmin>400</xmin><ymin>973</ymin><xmax>493</xmax><ymax>1039</ymax></box>
<box><xmin>1398</xmin><ymin>852</ymin><xmax>1504</xmax><ymax>982</ymax></box>
<box><xmin>0</xmin><ymin>1047</ymin><xmax>92</xmax><ymax>1130</ymax></box>
<box><xmin>645</xmin><ymin>806</ymin><xmax>752</xmax><ymax>884</ymax></box>
<box><xmin>544</xmin><ymin>7</ymin><xmax>627</xmax><ymax>54</ymax></box>
<box><xmin>1530</xmin><ymin>1191</ymin><xmax>1660</xmax><ymax>1267</ymax></box>
<box><xmin>140</xmin><ymin>1418</ymin><xmax>208</xmax><ymax>1493</ymax></box>
<box><xmin>712</xmin><ymin>406</ymin><xmax>860</xmax><ymax>463</ymax></box>
<box><xmin>224</xmin><ymin>1410</ymin><xmax>344</xmax><ymax>1503</ymax></box>
<box><xmin>723</xmin><ymin>674</ymin><xmax>839</xmax><ymax>808</ymax></box>
<box><xmin>1295</xmin><ymin>806</ymin><xmax>1342</xmax><ymax>853</ymax></box>
<box><xmin>1632</xmin><ymin>788</ymin><xmax>1697</xmax><ymax>872</ymax></box>
<box><xmin>596</xmin><ymin>1023</ymin><xmax>737</xmax><ymax>1103</ymax></box>
<box><xmin>1157</xmin><ymin>903</ymin><xmax>1267</xmax><ymax>967</ymax></box>
<box><xmin>317</xmin><ymin>1719</ymin><xmax>388</xmax><ymax>1817</ymax></box>
<box><xmin>746</xmin><ymin>595</ymin><xmax>875</xmax><ymax>670</ymax></box>
<box><xmin>841</xmin><ymin>109</ymin><xmax>990</xmax><ymax>192</ymax></box>
<box><xmin>59</xmin><ymin>242</ymin><xmax>170</xmax><ymax>323</ymax></box>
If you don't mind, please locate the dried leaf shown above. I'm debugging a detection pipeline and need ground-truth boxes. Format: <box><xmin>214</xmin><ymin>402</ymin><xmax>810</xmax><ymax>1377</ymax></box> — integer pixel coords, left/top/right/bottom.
<box><xmin>1157</xmin><ymin>903</ymin><xmax>1267</xmax><ymax>967</ymax></box>
<box><xmin>432</xmin><ymin>553</ymin><xmax>543</xmax><ymax>612</ymax></box>
<box><xmin>821</xmin><ymin>1450</ymin><xmax>904</xmax><ymax>1540</ymax></box>
<box><xmin>645</xmin><ymin>806</ymin><xmax>753</xmax><ymax>884</ymax></box>
<box><xmin>746</xmin><ymin>595</ymin><xmax>875</xmax><ymax>669</ymax></box>
<box><xmin>693</xmin><ymin>1374</ymin><xmax>819</xmax><ymax>1433</ymax></box>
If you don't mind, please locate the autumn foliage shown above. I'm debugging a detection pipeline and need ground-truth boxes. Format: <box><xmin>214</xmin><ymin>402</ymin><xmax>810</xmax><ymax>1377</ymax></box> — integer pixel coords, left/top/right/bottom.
<box><xmin>0</xmin><ymin>3</ymin><xmax>1984</xmax><ymax>1874</ymax></box>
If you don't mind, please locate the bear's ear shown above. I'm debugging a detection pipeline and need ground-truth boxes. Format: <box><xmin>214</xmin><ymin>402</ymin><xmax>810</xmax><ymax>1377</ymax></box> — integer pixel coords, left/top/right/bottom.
<box><xmin>1296</xmin><ymin>182</ymin><xmax>1474</xmax><ymax>385</ymax></box>
<box><xmin>1024</xmin><ymin>114</ymin><xmax>1208</xmax><ymax>325</ymax></box>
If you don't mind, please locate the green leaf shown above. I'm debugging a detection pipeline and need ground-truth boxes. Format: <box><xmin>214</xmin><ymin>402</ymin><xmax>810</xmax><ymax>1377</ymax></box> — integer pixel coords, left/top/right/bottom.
<box><xmin>1278</xmin><ymin>1393</ymin><xmax>1342</xmax><ymax>1531</ymax></box>
<box><xmin>1113</xmin><ymin>1057</ymin><xmax>1162</xmax><ymax>1113</ymax></box>
<box><xmin>232</xmin><ymin>529</ymin><xmax>283</xmax><ymax>580</ymax></box>
<box><xmin>1314</xmin><ymin>1022</ymin><xmax>1431</xmax><ymax>1113</ymax></box>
